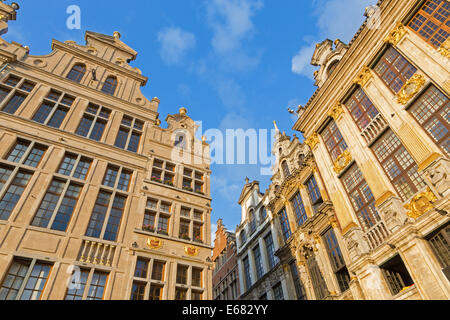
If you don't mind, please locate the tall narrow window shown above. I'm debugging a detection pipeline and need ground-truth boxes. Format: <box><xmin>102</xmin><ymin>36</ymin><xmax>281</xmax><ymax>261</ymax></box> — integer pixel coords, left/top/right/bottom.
<box><xmin>130</xmin><ymin>258</ymin><xmax>166</xmax><ymax>300</ymax></box>
<box><xmin>114</xmin><ymin>115</ymin><xmax>144</xmax><ymax>153</ymax></box>
<box><xmin>281</xmin><ymin>161</ymin><xmax>291</xmax><ymax>178</ymax></box>
<box><xmin>272</xmin><ymin>282</ymin><xmax>284</xmax><ymax>300</ymax></box>
<box><xmin>408</xmin><ymin>0</ymin><xmax>449</xmax><ymax>49</ymax></box>
<box><xmin>31</xmin><ymin>179</ymin><xmax>82</xmax><ymax>232</ymax></box>
<box><xmin>0</xmin><ymin>75</ymin><xmax>35</xmax><ymax>115</ymax></box>
<box><xmin>176</xmin><ymin>265</ymin><xmax>188</xmax><ymax>285</ymax></box>
<box><xmin>253</xmin><ymin>245</ymin><xmax>264</xmax><ymax>280</ymax></box>
<box><xmin>408</xmin><ymin>85</ymin><xmax>449</xmax><ymax>156</ymax></box>
<box><xmin>101</xmin><ymin>76</ymin><xmax>118</xmax><ymax>95</ymax></box>
<box><xmin>306</xmin><ymin>175</ymin><xmax>323</xmax><ymax>212</ymax></box>
<box><xmin>6</xmin><ymin>140</ymin><xmax>48</xmax><ymax>168</ymax></box>
<box><xmin>380</xmin><ymin>255</ymin><xmax>414</xmax><ymax>296</ymax></box>
<box><xmin>306</xmin><ymin>251</ymin><xmax>329</xmax><ymax>300</ymax></box>
<box><xmin>0</xmin><ymin>170</ymin><xmax>32</xmax><ymax>220</ymax></box>
<box><xmin>192</xmin><ymin>268</ymin><xmax>202</xmax><ymax>287</ymax></box>
<box><xmin>322</xmin><ymin>228</ymin><xmax>351</xmax><ymax>293</ymax></box>
<box><xmin>322</xmin><ymin>120</ymin><xmax>348</xmax><ymax>162</ymax></box>
<box><xmin>279</xmin><ymin>207</ymin><xmax>292</xmax><ymax>241</ymax></box>
<box><xmin>66</xmin><ymin>64</ymin><xmax>86</xmax><ymax>83</ymax></box>
<box><xmin>243</xmin><ymin>256</ymin><xmax>252</xmax><ymax>290</ymax></box>
<box><xmin>264</xmin><ymin>233</ymin><xmax>278</xmax><ymax>269</ymax></box>
<box><xmin>76</xmin><ymin>103</ymin><xmax>111</xmax><ymax>142</ymax></box>
<box><xmin>371</xmin><ymin>129</ymin><xmax>426</xmax><ymax>201</ymax></box>
<box><xmin>291</xmin><ymin>192</ymin><xmax>308</xmax><ymax>226</ymax></box>
<box><xmin>345</xmin><ymin>87</ymin><xmax>380</xmax><ymax>131</ymax></box>
<box><xmin>290</xmin><ymin>261</ymin><xmax>307</xmax><ymax>300</ymax></box>
<box><xmin>427</xmin><ymin>224</ymin><xmax>450</xmax><ymax>270</ymax></box>
<box><xmin>374</xmin><ymin>47</ymin><xmax>417</xmax><ymax>94</ymax></box>
<box><xmin>248</xmin><ymin>209</ymin><xmax>257</xmax><ymax>234</ymax></box>
<box><xmin>32</xmin><ymin>90</ymin><xmax>75</xmax><ymax>129</ymax></box>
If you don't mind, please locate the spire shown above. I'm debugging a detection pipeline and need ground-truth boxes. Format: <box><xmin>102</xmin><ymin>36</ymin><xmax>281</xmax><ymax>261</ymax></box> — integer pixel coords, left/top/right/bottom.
<box><xmin>273</xmin><ymin>120</ymin><xmax>280</xmax><ymax>132</ymax></box>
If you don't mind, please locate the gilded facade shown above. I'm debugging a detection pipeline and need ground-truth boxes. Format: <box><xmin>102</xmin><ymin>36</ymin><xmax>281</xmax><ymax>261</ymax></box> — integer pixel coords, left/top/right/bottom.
<box><xmin>288</xmin><ymin>0</ymin><xmax>450</xmax><ymax>300</ymax></box>
<box><xmin>0</xmin><ymin>2</ymin><xmax>213</xmax><ymax>300</ymax></box>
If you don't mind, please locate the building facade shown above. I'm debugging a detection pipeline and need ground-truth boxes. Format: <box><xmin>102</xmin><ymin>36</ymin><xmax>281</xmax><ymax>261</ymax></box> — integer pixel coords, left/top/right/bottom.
<box><xmin>0</xmin><ymin>2</ymin><xmax>213</xmax><ymax>300</ymax></box>
<box><xmin>236</xmin><ymin>178</ymin><xmax>292</xmax><ymax>300</ymax></box>
<box><xmin>212</xmin><ymin>219</ymin><xmax>240</xmax><ymax>300</ymax></box>
<box><xmin>289</xmin><ymin>0</ymin><xmax>449</xmax><ymax>300</ymax></box>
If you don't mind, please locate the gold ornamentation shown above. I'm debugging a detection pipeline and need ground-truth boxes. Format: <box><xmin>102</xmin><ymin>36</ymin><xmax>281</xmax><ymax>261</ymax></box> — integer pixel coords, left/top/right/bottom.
<box><xmin>305</xmin><ymin>133</ymin><xmax>319</xmax><ymax>150</ymax></box>
<box><xmin>384</xmin><ymin>22</ymin><xmax>407</xmax><ymax>46</ymax></box>
<box><xmin>185</xmin><ymin>245</ymin><xmax>199</xmax><ymax>257</ymax></box>
<box><xmin>397</xmin><ymin>73</ymin><xmax>426</xmax><ymax>104</ymax></box>
<box><xmin>438</xmin><ymin>38</ymin><xmax>450</xmax><ymax>58</ymax></box>
<box><xmin>353</xmin><ymin>67</ymin><xmax>373</xmax><ymax>87</ymax></box>
<box><xmin>404</xmin><ymin>188</ymin><xmax>437</xmax><ymax>219</ymax></box>
<box><xmin>375</xmin><ymin>191</ymin><xmax>396</xmax><ymax>207</ymax></box>
<box><xmin>328</xmin><ymin>102</ymin><xmax>344</xmax><ymax>120</ymax></box>
<box><xmin>333</xmin><ymin>150</ymin><xmax>353</xmax><ymax>174</ymax></box>
<box><xmin>147</xmin><ymin>237</ymin><xmax>163</xmax><ymax>250</ymax></box>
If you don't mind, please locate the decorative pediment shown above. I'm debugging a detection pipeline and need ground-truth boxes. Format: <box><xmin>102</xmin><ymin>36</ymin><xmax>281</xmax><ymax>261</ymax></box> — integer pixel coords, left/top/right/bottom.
<box><xmin>311</xmin><ymin>39</ymin><xmax>349</xmax><ymax>87</ymax></box>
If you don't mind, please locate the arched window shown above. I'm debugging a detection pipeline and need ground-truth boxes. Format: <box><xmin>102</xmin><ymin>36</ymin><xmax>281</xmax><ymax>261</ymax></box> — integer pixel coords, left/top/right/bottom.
<box><xmin>282</xmin><ymin>161</ymin><xmax>290</xmax><ymax>178</ymax></box>
<box><xmin>327</xmin><ymin>61</ymin><xmax>338</xmax><ymax>77</ymax></box>
<box><xmin>174</xmin><ymin>133</ymin><xmax>187</xmax><ymax>149</ymax></box>
<box><xmin>101</xmin><ymin>76</ymin><xmax>118</xmax><ymax>96</ymax></box>
<box><xmin>66</xmin><ymin>64</ymin><xmax>86</xmax><ymax>83</ymax></box>
<box><xmin>260</xmin><ymin>207</ymin><xmax>267</xmax><ymax>222</ymax></box>
<box><xmin>249</xmin><ymin>209</ymin><xmax>256</xmax><ymax>234</ymax></box>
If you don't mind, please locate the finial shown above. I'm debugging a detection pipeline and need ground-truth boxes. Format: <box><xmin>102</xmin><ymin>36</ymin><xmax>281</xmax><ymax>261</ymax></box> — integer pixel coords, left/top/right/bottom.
<box><xmin>179</xmin><ymin>107</ymin><xmax>187</xmax><ymax>115</ymax></box>
<box><xmin>202</xmin><ymin>136</ymin><xmax>207</xmax><ymax>143</ymax></box>
<box><xmin>273</xmin><ymin>120</ymin><xmax>279</xmax><ymax>132</ymax></box>
<box><xmin>113</xmin><ymin>31</ymin><xmax>121</xmax><ymax>40</ymax></box>
<box><xmin>245</xmin><ymin>177</ymin><xmax>250</xmax><ymax>184</ymax></box>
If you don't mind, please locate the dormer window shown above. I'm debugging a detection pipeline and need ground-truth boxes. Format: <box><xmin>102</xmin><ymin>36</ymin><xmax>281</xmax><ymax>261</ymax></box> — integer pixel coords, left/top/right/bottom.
<box><xmin>66</xmin><ymin>64</ymin><xmax>86</xmax><ymax>83</ymax></box>
<box><xmin>175</xmin><ymin>133</ymin><xmax>187</xmax><ymax>149</ymax></box>
<box><xmin>327</xmin><ymin>61</ymin><xmax>338</xmax><ymax>77</ymax></box>
<box><xmin>282</xmin><ymin>161</ymin><xmax>290</xmax><ymax>178</ymax></box>
<box><xmin>101</xmin><ymin>76</ymin><xmax>118</xmax><ymax>96</ymax></box>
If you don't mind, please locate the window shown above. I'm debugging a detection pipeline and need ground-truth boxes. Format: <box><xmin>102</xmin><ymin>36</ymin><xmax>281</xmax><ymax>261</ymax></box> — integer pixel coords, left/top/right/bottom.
<box><xmin>85</xmin><ymin>191</ymin><xmax>127</xmax><ymax>242</ymax></box>
<box><xmin>253</xmin><ymin>245</ymin><xmax>264</xmax><ymax>280</ymax></box>
<box><xmin>272</xmin><ymin>282</ymin><xmax>284</xmax><ymax>300</ymax></box>
<box><xmin>243</xmin><ymin>256</ymin><xmax>252</xmax><ymax>290</ymax></box>
<box><xmin>6</xmin><ymin>140</ymin><xmax>48</xmax><ymax>168</ymax></box>
<box><xmin>174</xmin><ymin>132</ymin><xmax>187</xmax><ymax>149</ymax></box>
<box><xmin>175</xmin><ymin>288</ymin><xmax>187</xmax><ymax>300</ymax></box>
<box><xmin>372</xmin><ymin>129</ymin><xmax>426</xmax><ymax>201</ymax></box>
<box><xmin>291</xmin><ymin>192</ymin><xmax>308</xmax><ymax>226</ymax></box>
<box><xmin>179</xmin><ymin>220</ymin><xmax>190</xmax><ymax>240</ymax></box>
<box><xmin>279</xmin><ymin>207</ymin><xmax>292</xmax><ymax>241</ymax></box>
<box><xmin>0</xmin><ymin>258</ymin><xmax>53</xmax><ymax>300</ymax></box>
<box><xmin>0</xmin><ymin>75</ymin><xmax>35</xmax><ymax>115</ymax></box>
<box><xmin>380</xmin><ymin>255</ymin><xmax>414</xmax><ymax>296</ymax></box>
<box><xmin>64</xmin><ymin>269</ymin><xmax>89</xmax><ymax>300</ymax></box>
<box><xmin>240</xmin><ymin>229</ymin><xmax>247</xmax><ymax>246</ymax></box>
<box><xmin>322</xmin><ymin>228</ymin><xmax>351</xmax><ymax>293</ymax></box>
<box><xmin>248</xmin><ymin>209</ymin><xmax>257</xmax><ymax>234</ymax></box>
<box><xmin>114</xmin><ymin>115</ymin><xmax>144</xmax><ymax>153</ymax></box>
<box><xmin>103</xmin><ymin>165</ymin><xmax>133</xmax><ymax>192</ymax></box>
<box><xmin>408</xmin><ymin>85</ymin><xmax>449</xmax><ymax>156</ymax></box>
<box><xmin>374</xmin><ymin>47</ymin><xmax>417</xmax><ymax>94</ymax></box>
<box><xmin>177</xmin><ymin>207</ymin><xmax>203</xmax><ymax>242</ymax></box>
<box><xmin>341</xmin><ymin>164</ymin><xmax>381</xmax><ymax>231</ymax></box>
<box><xmin>142</xmin><ymin>198</ymin><xmax>172</xmax><ymax>235</ymax></box>
<box><xmin>345</xmin><ymin>87</ymin><xmax>380</xmax><ymax>131</ymax></box>
<box><xmin>182</xmin><ymin>167</ymin><xmax>204</xmax><ymax>194</ymax></box>
<box><xmin>58</xmin><ymin>153</ymin><xmax>92</xmax><ymax>180</ymax></box>
<box><xmin>130</xmin><ymin>258</ymin><xmax>166</xmax><ymax>300</ymax></box>
<box><xmin>281</xmin><ymin>161</ymin><xmax>290</xmax><ymax>178</ymax></box>
<box><xmin>33</xmin><ymin>90</ymin><xmax>75</xmax><ymax>129</ymax></box>
<box><xmin>176</xmin><ymin>265</ymin><xmax>188</xmax><ymax>285</ymax></box>
<box><xmin>264</xmin><ymin>233</ymin><xmax>278</xmax><ymax>269</ymax></box>
<box><xmin>408</xmin><ymin>0</ymin><xmax>449</xmax><ymax>49</ymax></box>
<box><xmin>101</xmin><ymin>76</ymin><xmax>118</xmax><ymax>95</ymax></box>
<box><xmin>260</xmin><ymin>207</ymin><xmax>267</xmax><ymax>222</ymax></box>
<box><xmin>193</xmin><ymin>223</ymin><xmax>203</xmax><ymax>243</ymax></box>
<box><xmin>151</xmin><ymin>158</ymin><xmax>175</xmax><ymax>187</ymax></box>
<box><xmin>0</xmin><ymin>170</ymin><xmax>33</xmax><ymax>220</ymax></box>
<box><xmin>306</xmin><ymin>175</ymin><xmax>324</xmax><ymax>212</ymax></box>
<box><xmin>191</xmin><ymin>291</ymin><xmax>203</xmax><ymax>300</ymax></box>
<box><xmin>31</xmin><ymin>179</ymin><xmax>82</xmax><ymax>232</ymax></box>
<box><xmin>427</xmin><ymin>224</ymin><xmax>450</xmax><ymax>269</ymax></box>
<box><xmin>322</xmin><ymin>120</ymin><xmax>348</xmax><ymax>162</ymax></box>
<box><xmin>306</xmin><ymin>251</ymin><xmax>329</xmax><ymax>300</ymax></box>
<box><xmin>290</xmin><ymin>261</ymin><xmax>307</xmax><ymax>300</ymax></box>
<box><xmin>66</xmin><ymin>64</ymin><xmax>86</xmax><ymax>83</ymax></box>
<box><xmin>192</xmin><ymin>268</ymin><xmax>202</xmax><ymax>287</ymax></box>
<box><xmin>76</xmin><ymin>103</ymin><xmax>111</xmax><ymax>142</ymax></box>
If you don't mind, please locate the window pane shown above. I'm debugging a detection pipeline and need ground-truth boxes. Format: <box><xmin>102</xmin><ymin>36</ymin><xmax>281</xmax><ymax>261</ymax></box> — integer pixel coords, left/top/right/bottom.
<box><xmin>0</xmin><ymin>171</ymin><xmax>32</xmax><ymax>220</ymax></box>
<box><xmin>65</xmin><ymin>269</ymin><xmax>89</xmax><ymax>300</ymax></box>
<box><xmin>0</xmin><ymin>259</ymin><xmax>31</xmax><ymax>300</ymax></box>
<box><xmin>85</xmin><ymin>191</ymin><xmax>111</xmax><ymax>239</ymax></box>
<box><xmin>20</xmin><ymin>262</ymin><xmax>52</xmax><ymax>300</ymax></box>
<box><xmin>128</xmin><ymin>132</ymin><xmax>141</xmax><ymax>153</ymax></box>
<box><xmin>2</xmin><ymin>93</ymin><xmax>26</xmax><ymax>114</ymax></box>
<box><xmin>103</xmin><ymin>195</ymin><xmax>126</xmax><ymax>241</ymax></box>
<box><xmin>279</xmin><ymin>207</ymin><xmax>292</xmax><ymax>241</ymax></box>
<box><xmin>101</xmin><ymin>76</ymin><xmax>118</xmax><ymax>95</ymax></box>
<box><xmin>58</xmin><ymin>154</ymin><xmax>77</xmax><ymax>176</ymax></box>
<box><xmin>152</xmin><ymin>261</ymin><xmax>165</xmax><ymax>281</ymax></box>
<box><xmin>32</xmin><ymin>179</ymin><xmax>65</xmax><ymax>228</ymax></box>
<box><xmin>149</xmin><ymin>285</ymin><xmax>163</xmax><ymax>300</ymax></box>
<box><xmin>7</xmin><ymin>140</ymin><xmax>30</xmax><ymax>163</ymax></box>
<box><xmin>291</xmin><ymin>192</ymin><xmax>308</xmax><ymax>226</ymax></box>
<box><xmin>103</xmin><ymin>167</ymin><xmax>118</xmax><ymax>188</ymax></box>
<box><xmin>76</xmin><ymin>116</ymin><xmax>93</xmax><ymax>137</ymax></box>
<box><xmin>51</xmin><ymin>183</ymin><xmax>82</xmax><ymax>232</ymax></box>
<box><xmin>130</xmin><ymin>282</ymin><xmax>146</xmax><ymax>300</ymax></box>
<box><xmin>23</xmin><ymin>145</ymin><xmax>47</xmax><ymax>168</ymax></box>
<box><xmin>0</xmin><ymin>165</ymin><xmax>13</xmax><ymax>192</ymax></box>
<box><xmin>32</xmin><ymin>102</ymin><xmax>54</xmax><ymax>124</ymax></box>
<box><xmin>117</xmin><ymin>170</ymin><xmax>132</xmax><ymax>192</ymax></box>
<box><xmin>67</xmin><ymin>64</ymin><xmax>86</xmax><ymax>83</ymax></box>
<box><xmin>89</xmin><ymin>120</ymin><xmax>106</xmax><ymax>141</ymax></box>
<box><xmin>47</xmin><ymin>108</ymin><xmax>68</xmax><ymax>128</ymax></box>
<box><xmin>114</xmin><ymin>128</ymin><xmax>129</xmax><ymax>149</ymax></box>
<box><xmin>87</xmin><ymin>272</ymin><xmax>108</xmax><ymax>300</ymax></box>
<box><xmin>134</xmin><ymin>258</ymin><xmax>149</xmax><ymax>278</ymax></box>
<box><xmin>176</xmin><ymin>265</ymin><xmax>188</xmax><ymax>285</ymax></box>
<box><xmin>73</xmin><ymin>158</ymin><xmax>92</xmax><ymax>180</ymax></box>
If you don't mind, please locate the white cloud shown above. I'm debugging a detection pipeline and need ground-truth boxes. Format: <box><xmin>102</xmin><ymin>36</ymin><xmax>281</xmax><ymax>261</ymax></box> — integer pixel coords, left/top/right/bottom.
<box><xmin>291</xmin><ymin>44</ymin><xmax>316</xmax><ymax>78</ymax></box>
<box><xmin>157</xmin><ymin>27</ymin><xmax>196</xmax><ymax>65</ymax></box>
<box><xmin>211</xmin><ymin>223</ymin><xmax>217</xmax><ymax>243</ymax></box>
<box><xmin>215</xmin><ymin>78</ymin><xmax>246</xmax><ymax>110</ymax></box>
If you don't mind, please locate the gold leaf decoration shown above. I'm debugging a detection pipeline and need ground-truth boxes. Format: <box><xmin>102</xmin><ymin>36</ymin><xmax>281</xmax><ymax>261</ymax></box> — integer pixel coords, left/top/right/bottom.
<box><xmin>404</xmin><ymin>188</ymin><xmax>437</xmax><ymax>219</ymax></box>
<box><xmin>185</xmin><ymin>245</ymin><xmax>199</xmax><ymax>257</ymax></box>
<box><xmin>328</xmin><ymin>102</ymin><xmax>345</xmax><ymax>120</ymax></box>
<box><xmin>353</xmin><ymin>67</ymin><xmax>373</xmax><ymax>87</ymax></box>
<box><xmin>384</xmin><ymin>22</ymin><xmax>407</xmax><ymax>46</ymax></box>
<box><xmin>147</xmin><ymin>237</ymin><xmax>163</xmax><ymax>250</ymax></box>
<box><xmin>438</xmin><ymin>38</ymin><xmax>450</xmax><ymax>58</ymax></box>
<box><xmin>305</xmin><ymin>133</ymin><xmax>319</xmax><ymax>150</ymax></box>
<box><xmin>333</xmin><ymin>150</ymin><xmax>353</xmax><ymax>174</ymax></box>
<box><xmin>397</xmin><ymin>73</ymin><xmax>426</xmax><ymax>104</ymax></box>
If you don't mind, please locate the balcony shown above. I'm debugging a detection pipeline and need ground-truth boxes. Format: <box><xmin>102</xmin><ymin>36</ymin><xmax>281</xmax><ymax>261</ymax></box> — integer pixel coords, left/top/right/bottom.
<box><xmin>361</xmin><ymin>113</ymin><xmax>389</xmax><ymax>145</ymax></box>
<box><xmin>78</xmin><ymin>239</ymin><xmax>116</xmax><ymax>267</ymax></box>
<box><xmin>365</xmin><ymin>220</ymin><xmax>390</xmax><ymax>250</ymax></box>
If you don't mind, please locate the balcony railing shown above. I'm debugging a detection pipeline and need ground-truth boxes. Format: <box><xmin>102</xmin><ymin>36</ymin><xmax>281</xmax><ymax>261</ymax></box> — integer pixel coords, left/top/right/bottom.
<box><xmin>361</xmin><ymin>113</ymin><xmax>389</xmax><ymax>145</ymax></box>
<box><xmin>365</xmin><ymin>220</ymin><xmax>390</xmax><ymax>250</ymax></box>
<box><xmin>78</xmin><ymin>239</ymin><xmax>116</xmax><ymax>267</ymax></box>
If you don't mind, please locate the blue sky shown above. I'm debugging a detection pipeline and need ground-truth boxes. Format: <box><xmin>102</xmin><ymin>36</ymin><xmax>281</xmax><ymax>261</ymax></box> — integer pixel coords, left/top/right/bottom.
<box><xmin>5</xmin><ymin>0</ymin><xmax>376</xmax><ymax>238</ymax></box>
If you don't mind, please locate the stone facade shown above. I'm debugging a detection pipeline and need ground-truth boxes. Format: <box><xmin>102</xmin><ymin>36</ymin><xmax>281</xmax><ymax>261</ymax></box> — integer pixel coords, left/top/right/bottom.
<box><xmin>212</xmin><ymin>219</ymin><xmax>240</xmax><ymax>300</ymax></box>
<box><xmin>0</xmin><ymin>3</ymin><xmax>213</xmax><ymax>300</ymax></box>
<box><xmin>289</xmin><ymin>0</ymin><xmax>450</xmax><ymax>300</ymax></box>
